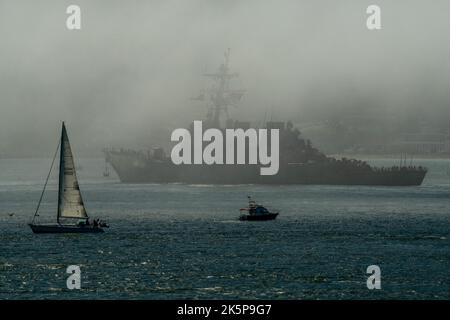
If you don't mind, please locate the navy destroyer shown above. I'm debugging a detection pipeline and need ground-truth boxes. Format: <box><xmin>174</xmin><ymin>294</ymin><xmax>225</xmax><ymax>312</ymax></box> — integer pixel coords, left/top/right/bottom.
<box><xmin>104</xmin><ymin>50</ymin><xmax>427</xmax><ymax>186</ymax></box>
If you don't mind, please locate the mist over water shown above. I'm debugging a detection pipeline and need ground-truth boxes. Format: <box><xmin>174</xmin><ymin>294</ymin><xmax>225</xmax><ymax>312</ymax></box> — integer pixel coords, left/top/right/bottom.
<box><xmin>1</xmin><ymin>157</ymin><xmax>450</xmax><ymax>299</ymax></box>
<box><xmin>2</xmin><ymin>1</ymin><xmax>450</xmax><ymax>301</ymax></box>
<box><xmin>1</xmin><ymin>1</ymin><xmax>450</xmax><ymax>157</ymax></box>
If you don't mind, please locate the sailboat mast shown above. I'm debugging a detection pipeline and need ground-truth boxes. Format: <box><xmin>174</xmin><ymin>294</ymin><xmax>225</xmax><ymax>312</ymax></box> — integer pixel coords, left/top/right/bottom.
<box><xmin>57</xmin><ymin>122</ymin><xmax>65</xmax><ymax>224</ymax></box>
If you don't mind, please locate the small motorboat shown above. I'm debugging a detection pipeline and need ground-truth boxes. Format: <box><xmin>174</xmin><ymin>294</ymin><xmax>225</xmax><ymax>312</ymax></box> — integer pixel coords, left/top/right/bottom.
<box><xmin>239</xmin><ymin>196</ymin><xmax>279</xmax><ymax>221</ymax></box>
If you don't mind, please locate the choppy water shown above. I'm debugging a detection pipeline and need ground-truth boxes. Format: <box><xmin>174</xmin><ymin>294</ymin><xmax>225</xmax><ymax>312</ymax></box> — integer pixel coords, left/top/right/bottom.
<box><xmin>0</xmin><ymin>157</ymin><xmax>449</xmax><ymax>299</ymax></box>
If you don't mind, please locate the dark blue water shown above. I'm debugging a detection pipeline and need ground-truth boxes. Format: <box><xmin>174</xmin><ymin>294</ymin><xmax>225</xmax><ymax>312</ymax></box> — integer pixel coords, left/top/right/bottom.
<box><xmin>1</xmin><ymin>158</ymin><xmax>449</xmax><ymax>299</ymax></box>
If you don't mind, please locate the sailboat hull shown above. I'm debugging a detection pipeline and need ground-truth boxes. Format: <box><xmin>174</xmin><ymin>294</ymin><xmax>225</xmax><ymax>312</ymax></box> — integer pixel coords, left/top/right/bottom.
<box><xmin>29</xmin><ymin>224</ymin><xmax>104</xmax><ymax>234</ymax></box>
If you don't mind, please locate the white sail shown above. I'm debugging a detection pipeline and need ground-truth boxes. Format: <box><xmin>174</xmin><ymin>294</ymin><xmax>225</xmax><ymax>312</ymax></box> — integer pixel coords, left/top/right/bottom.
<box><xmin>57</xmin><ymin>123</ymin><xmax>88</xmax><ymax>220</ymax></box>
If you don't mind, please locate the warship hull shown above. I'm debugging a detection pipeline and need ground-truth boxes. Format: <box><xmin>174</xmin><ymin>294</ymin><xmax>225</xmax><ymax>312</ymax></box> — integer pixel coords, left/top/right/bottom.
<box><xmin>106</xmin><ymin>152</ymin><xmax>427</xmax><ymax>186</ymax></box>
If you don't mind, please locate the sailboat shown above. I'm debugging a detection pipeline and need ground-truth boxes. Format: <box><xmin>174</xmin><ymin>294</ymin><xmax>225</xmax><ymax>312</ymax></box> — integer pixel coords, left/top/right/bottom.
<box><xmin>29</xmin><ymin>122</ymin><xmax>108</xmax><ymax>234</ymax></box>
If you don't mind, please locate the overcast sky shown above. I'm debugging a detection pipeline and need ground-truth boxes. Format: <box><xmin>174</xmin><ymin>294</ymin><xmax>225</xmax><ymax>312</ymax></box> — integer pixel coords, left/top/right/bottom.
<box><xmin>1</xmin><ymin>0</ymin><xmax>450</xmax><ymax>156</ymax></box>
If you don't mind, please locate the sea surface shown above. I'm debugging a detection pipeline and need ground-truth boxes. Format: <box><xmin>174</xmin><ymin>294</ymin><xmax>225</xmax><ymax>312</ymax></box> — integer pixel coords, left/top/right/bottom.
<box><xmin>0</xmin><ymin>157</ymin><xmax>449</xmax><ymax>299</ymax></box>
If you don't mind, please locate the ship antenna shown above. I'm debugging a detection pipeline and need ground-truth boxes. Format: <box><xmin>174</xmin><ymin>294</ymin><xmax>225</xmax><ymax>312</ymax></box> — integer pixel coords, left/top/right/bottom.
<box><xmin>261</xmin><ymin>108</ymin><xmax>268</xmax><ymax>128</ymax></box>
<box><xmin>199</xmin><ymin>49</ymin><xmax>245</xmax><ymax>127</ymax></box>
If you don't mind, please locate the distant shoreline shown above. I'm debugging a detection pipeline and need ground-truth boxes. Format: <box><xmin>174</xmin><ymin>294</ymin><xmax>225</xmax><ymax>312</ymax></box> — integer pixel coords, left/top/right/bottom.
<box><xmin>330</xmin><ymin>154</ymin><xmax>450</xmax><ymax>160</ymax></box>
<box><xmin>2</xmin><ymin>153</ymin><xmax>450</xmax><ymax>160</ymax></box>
<box><xmin>0</xmin><ymin>155</ymin><xmax>103</xmax><ymax>160</ymax></box>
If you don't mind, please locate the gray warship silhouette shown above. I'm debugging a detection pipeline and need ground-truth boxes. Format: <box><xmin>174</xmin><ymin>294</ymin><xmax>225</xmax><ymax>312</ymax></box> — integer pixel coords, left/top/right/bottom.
<box><xmin>104</xmin><ymin>50</ymin><xmax>427</xmax><ymax>186</ymax></box>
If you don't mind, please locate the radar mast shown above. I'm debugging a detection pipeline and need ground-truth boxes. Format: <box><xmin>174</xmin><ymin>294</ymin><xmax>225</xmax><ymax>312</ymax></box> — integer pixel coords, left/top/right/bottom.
<box><xmin>197</xmin><ymin>49</ymin><xmax>245</xmax><ymax>127</ymax></box>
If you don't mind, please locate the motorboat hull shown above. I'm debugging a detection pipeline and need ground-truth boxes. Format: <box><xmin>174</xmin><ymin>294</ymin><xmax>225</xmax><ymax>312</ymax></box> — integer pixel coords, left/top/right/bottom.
<box><xmin>239</xmin><ymin>213</ymin><xmax>279</xmax><ymax>221</ymax></box>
